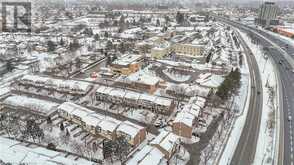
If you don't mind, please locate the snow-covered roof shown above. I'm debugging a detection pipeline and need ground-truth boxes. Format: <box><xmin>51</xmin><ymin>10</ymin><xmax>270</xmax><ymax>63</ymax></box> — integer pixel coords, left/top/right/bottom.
<box><xmin>96</xmin><ymin>86</ymin><xmax>172</xmax><ymax>108</ymax></box>
<box><xmin>154</xmin><ymin>97</ymin><xmax>172</xmax><ymax>107</ymax></box>
<box><xmin>153</xmin><ymin>41</ymin><xmax>170</xmax><ymax>50</ymax></box>
<box><xmin>139</xmin><ymin>93</ymin><xmax>156</xmax><ymax>102</ymax></box>
<box><xmin>22</xmin><ymin>74</ymin><xmax>50</xmax><ymax>83</ymax></box>
<box><xmin>0</xmin><ymin>137</ymin><xmax>93</xmax><ymax>165</ymax></box>
<box><xmin>117</xmin><ymin>121</ymin><xmax>144</xmax><ymax>138</ymax></box>
<box><xmin>112</xmin><ymin>54</ymin><xmax>143</xmax><ymax>66</ymax></box>
<box><xmin>174</xmin><ymin>112</ymin><xmax>196</xmax><ymax>127</ymax></box>
<box><xmin>3</xmin><ymin>95</ymin><xmax>59</xmax><ymax>116</ymax></box>
<box><xmin>20</xmin><ymin>75</ymin><xmax>92</xmax><ymax>93</ymax></box>
<box><xmin>97</xmin><ymin>118</ymin><xmax>121</xmax><ymax>132</ymax></box>
<box><xmin>196</xmin><ymin>73</ymin><xmax>225</xmax><ymax>88</ymax></box>
<box><xmin>150</xmin><ymin>131</ymin><xmax>179</xmax><ymax>154</ymax></box>
<box><xmin>58</xmin><ymin>102</ymin><xmax>145</xmax><ymax>135</ymax></box>
<box><xmin>173</xmin><ymin>96</ymin><xmax>204</xmax><ymax>127</ymax></box>
<box><xmin>126</xmin><ymin>145</ymin><xmax>166</xmax><ymax>165</ymax></box>
<box><xmin>125</xmin><ymin>91</ymin><xmax>140</xmax><ymax>101</ymax></box>
<box><xmin>58</xmin><ymin>102</ymin><xmax>105</xmax><ymax>127</ymax></box>
<box><xmin>127</xmin><ymin>71</ymin><xmax>160</xmax><ymax>86</ymax></box>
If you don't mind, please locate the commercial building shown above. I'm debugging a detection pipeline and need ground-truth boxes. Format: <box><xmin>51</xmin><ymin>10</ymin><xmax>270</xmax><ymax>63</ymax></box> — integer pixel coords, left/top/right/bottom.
<box><xmin>256</xmin><ymin>2</ymin><xmax>279</xmax><ymax>27</ymax></box>
<box><xmin>173</xmin><ymin>43</ymin><xmax>204</xmax><ymax>57</ymax></box>
<box><xmin>151</xmin><ymin>42</ymin><xmax>204</xmax><ymax>59</ymax></box>
<box><xmin>151</xmin><ymin>42</ymin><xmax>172</xmax><ymax>59</ymax></box>
<box><xmin>117</xmin><ymin>71</ymin><xmax>161</xmax><ymax>94</ymax></box>
<box><xmin>111</xmin><ymin>54</ymin><xmax>143</xmax><ymax>75</ymax></box>
<box><xmin>274</xmin><ymin>27</ymin><xmax>294</xmax><ymax>38</ymax></box>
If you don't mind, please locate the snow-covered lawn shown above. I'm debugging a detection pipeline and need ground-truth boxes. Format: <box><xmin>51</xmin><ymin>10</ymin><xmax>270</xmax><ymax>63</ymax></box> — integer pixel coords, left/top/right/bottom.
<box><xmin>123</xmin><ymin>108</ymin><xmax>157</xmax><ymax>124</ymax></box>
<box><xmin>163</xmin><ymin>69</ymin><xmax>191</xmax><ymax>82</ymax></box>
<box><xmin>40</xmin><ymin>121</ymin><xmax>105</xmax><ymax>161</ymax></box>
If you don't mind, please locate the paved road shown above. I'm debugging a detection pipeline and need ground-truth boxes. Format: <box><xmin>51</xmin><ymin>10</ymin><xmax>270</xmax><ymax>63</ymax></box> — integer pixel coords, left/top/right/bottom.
<box><xmin>229</xmin><ymin>26</ymin><xmax>263</xmax><ymax>165</ymax></box>
<box><xmin>217</xmin><ymin>17</ymin><xmax>294</xmax><ymax>165</ymax></box>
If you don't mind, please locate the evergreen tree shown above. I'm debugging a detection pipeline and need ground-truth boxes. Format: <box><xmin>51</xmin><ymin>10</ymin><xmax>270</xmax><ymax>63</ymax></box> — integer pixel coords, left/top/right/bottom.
<box><xmin>104</xmin><ymin>31</ymin><xmax>109</xmax><ymax>38</ymax></box>
<box><xmin>118</xmin><ymin>42</ymin><xmax>126</xmax><ymax>53</ymax></box>
<box><xmin>75</xmin><ymin>57</ymin><xmax>82</xmax><ymax>69</ymax></box>
<box><xmin>66</xmin><ymin>128</ymin><xmax>70</xmax><ymax>137</ymax></box>
<box><xmin>176</xmin><ymin>12</ymin><xmax>185</xmax><ymax>25</ymax></box>
<box><xmin>60</xmin><ymin>38</ymin><xmax>64</xmax><ymax>46</ymax></box>
<box><xmin>46</xmin><ymin>116</ymin><xmax>52</xmax><ymax>124</ymax></box>
<box><xmin>216</xmin><ymin>68</ymin><xmax>241</xmax><ymax>101</ymax></box>
<box><xmin>206</xmin><ymin>52</ymin><xmax>212</xmax><ymax>63</ymax></box>
<box><xmin>69</xmin><ymin>39</ymin><xmax>80</xmax><ymax>52</ymax></box>
<box><xmin>156</xmin><ymin>19</ymin><xmax>160</xmax><ymax>27</ymax></box>
<box><xmin>93</xmin><ymin>34</ymin><xmax>100</xmax><ymax>41</ymax></box>
<box><xmin>60</xmin><ymin>122</ymin><xmax>64</xmax><ymax>131</ymax></box>
<box><xmin>6</xmin><ymin>60</ymin><xmax>14</xmax><ymax>72</ymax></box>
<box><xmin>106</xmin><ymin>40</ymin><xmax>113</xmax><ymax>50</ymax></box>
<box><xmin>47</xmin><ymin>40</ymin><xmax>56</xmax><ymax>52</ymax></box>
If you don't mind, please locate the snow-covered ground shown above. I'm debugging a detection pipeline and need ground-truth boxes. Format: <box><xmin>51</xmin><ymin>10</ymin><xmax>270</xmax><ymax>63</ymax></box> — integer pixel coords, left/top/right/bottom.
<box><xmin>162</xmin><ymin>69</ymin><xmax>191</xmax><ymax>82</ymax></box>
<box><xmin>263</xmin><ymin>30</ymin><xmax>294</xmax><ymax>46</ymax></box>
<box><xmin>238</xmin><ymin>30</ymin><xmax>278</xmax><ymax>165</ymax></box>
<box><xmin>210</xmin><ymin>35</ymin><xmax>251</xmax><ymax>165</ymax></box>
<box><xmin>216</xmin><ymin>28</ymin><xmax>279</xmax><ymax>165</ymax></box>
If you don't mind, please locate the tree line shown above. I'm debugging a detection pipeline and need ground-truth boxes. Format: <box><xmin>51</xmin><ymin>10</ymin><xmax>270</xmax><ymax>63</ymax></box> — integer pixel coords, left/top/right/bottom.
<box><xmin>216</xmin><ymin>68</ymin><xmax>241</xmax><ymax>102</ymax></box>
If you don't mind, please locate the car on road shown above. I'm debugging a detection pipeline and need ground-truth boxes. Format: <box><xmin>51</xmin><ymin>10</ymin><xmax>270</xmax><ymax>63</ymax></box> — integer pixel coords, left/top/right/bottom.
<box><xmin>292</xmin><ymin>69</ymin><xmax>294</xmax><ymax>73</ymax></box>
<box><xmin>288</xmin><ymin>116</ymin><xmax>292</xmax><ymax>122</ymax></box>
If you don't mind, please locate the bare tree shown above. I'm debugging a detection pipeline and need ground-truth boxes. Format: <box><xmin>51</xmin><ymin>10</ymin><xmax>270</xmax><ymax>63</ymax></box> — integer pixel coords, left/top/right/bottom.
<box><xmin>202</xmin><ymin>142</ymin><xmax>215</xmax><ymax>165</ymax></box>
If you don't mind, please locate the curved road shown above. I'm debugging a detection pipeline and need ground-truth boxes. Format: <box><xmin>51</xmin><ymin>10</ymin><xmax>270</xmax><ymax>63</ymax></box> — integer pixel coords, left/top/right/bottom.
<box><xmin>231</xmin><ymin>26</ymin><xmax>263</xmax><ymax>165</ymax></box>
<box><xmin>217</xmin><ymin>16</ymin><xmax>294</xmax><ymax>165</ymax></box>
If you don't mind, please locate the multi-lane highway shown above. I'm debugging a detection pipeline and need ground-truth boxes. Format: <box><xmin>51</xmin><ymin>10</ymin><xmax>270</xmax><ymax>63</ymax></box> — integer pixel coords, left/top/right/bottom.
<box><xmin>216</xmin><ymin>16</ymin><xmax>294</xmax><ymax>165</ymax></box>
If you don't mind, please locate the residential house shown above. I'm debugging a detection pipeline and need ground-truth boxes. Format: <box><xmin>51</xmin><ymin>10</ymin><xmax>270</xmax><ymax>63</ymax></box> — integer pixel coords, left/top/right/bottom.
<box><xmin>95</xmin><ymin>86</ymin><xmax>175</xmax><ymax>115</ymax></box>
<box><xmin>116</xmin><ymin>121</ymin><xmax>146</xmax><ymax>147</ymax></box>
<box><xmin>150</xmin><ymin>131</ymin><xmax>179</xmax><ymax>160</ymax></box>
<box><xmin>126</xmin><ymin>145</ymin><xmax>167</xmax><ymax>165</ymax></box>
<box><xmin>2</xmin><ymin>95</ymin><xmax>59</xmax><ymax>117</ymax></box>
<box><xmin>58</xmin><ymin>102</ymin><xmax>146</xmax><ymax>144</ymax></box>
<box><xmin>172</xmin><ymin>97</ymin><xmax>206</xmax><ymax>138</ymax></box>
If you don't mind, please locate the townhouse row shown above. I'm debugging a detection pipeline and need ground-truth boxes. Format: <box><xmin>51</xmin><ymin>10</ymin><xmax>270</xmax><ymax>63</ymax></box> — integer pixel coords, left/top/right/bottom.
<box><xmin>58</xmin><ymin>102</ymin><xmax>146</xmax><ymax>147</ymax></box>
<box><xmin>95</xmin><ymin>85</ymin><xmax>175</xmax><ymax>115</ymax></box>
<box><xmin>126</xmin><ymin>130</ymin><xmax>179</xmax><ymax>165</ymax></box>
<box><xmin>1</xmin><ymin>95</ymin><xmax>146</xmax><ymax>147</ymax></box>
<box><xmin>173</xmin><ymin>96</ymin><xmax>207</xmax><ymax>138</ymax></box>
<box><xmin>18</xmin><ymin>75</ymin><xmax>92</xmax><ymax>96</ymax></box>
